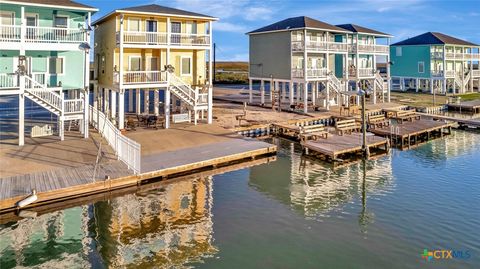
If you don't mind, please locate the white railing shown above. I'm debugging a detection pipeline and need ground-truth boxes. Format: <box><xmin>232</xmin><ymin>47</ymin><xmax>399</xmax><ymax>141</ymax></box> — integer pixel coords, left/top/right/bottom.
<box><xmin>64</xmin><ymin>99</ymin><xmax>84</xmax><ymax>114</ymax></box>
<box><xmin>0</xmin><ymin>73</ymin><xmax>18</xmax><ymax>88</ymax></box>
<box><xmin>328</xmin><ymin>42</ymin><xmax>348</xmax><ymax>52</ymax></box>
<box><xmin>357</xmin><ymin>44</ymin><xmax>389</xmax><ymax>54</ymax></box>
<box><xmin>291</xmin><ymin>40</ymin><xmax>304</xmax><ymax>51</ymax></box>
<box><xmin>306</xmin><ymin>68</ymin><xmax>327</xmax><ymax>78</ymax></box>
<box><xmin>89</xmin><ymin>105</ymin><xmax>141</xmax><ymax>174</ymax></box>
<box><xmin>300</xmin><ymin>41</ymin><xmax>348</xmax><ymax>52</ymax></box>
<box><xmin>431</xmin><ymin>70</ymin><xmax>444</xmax><ymax>77</ymax></box>
<box><xmin>305</xmin><ymin>41</ymin><xmax>328</xmax><ymax>51</ymax></box>
<box><xmin>122</xmin><ymin>31</ymin><xmax>168</xmax><ymax>45</ymax></box>
<box><xmin>472</xmin><ymin>70</ymin><xmax>480</xmax><ymax>77</ymax></box>
<box><xmin>291</xmin><ymin>68</ymin><xmax>304</xmax><ymax>78</ymax></box>
<box><xmin>0</xmin><ymin>25</ymin><xmax>21</xmax><ymax>42</ymax></box>
<box><xmin>358</xmin><ymin>68</ymin><xmax>375</xmax><ymax>77</ymax></box>
<box><xmin>430</xmin><ymin>51</ymin><xmax>443</xmax><ymax>59</ymax></box>
<box><xmin>32</xmin><ymin>73</ymin><xmax>47</xmax><ymax>87</ymax></box>
<box><xmin>169</xmin><ymin>72</ymin><xmax>197</xmax><ymax>106</ymax></box>
<box><xmin>170</xmin><ymin>33</ymin><xmax>210</xmax><ymax>46</ymax></box>
<box><xmin>123</xmin><ymin>71</ymin><xmax>167</xmax><ymax>84</ymax></box>
<box><xmin>197</xmin><ymin>93</ymin><xmax>208</xmax><ymax>105</ymax></box>
<box><xmin>445</xmin><ymin>70</ymin><xmax>456</xmax><ymax>77</ymax></box>
<box><xmin>25</xmin><ymin>26</ymin><xmax>86</xmax><ymax>43</ymax></box>
<box><xmin>327</xmin><ymin>73</ymin><xmax>342</xmax><ymax>93</ymax></box>
<box><xmin>24</xmin><ymin>76</ymin><xmax>63</xmax><ymax>111</ymax></box>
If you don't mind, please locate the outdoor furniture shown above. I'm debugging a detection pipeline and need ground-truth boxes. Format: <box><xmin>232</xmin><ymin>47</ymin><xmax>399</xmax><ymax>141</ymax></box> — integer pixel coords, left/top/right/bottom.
<box><xmin>236</xmin><ymin>102</ymin><xmax>248</xmax><ymax>126</ymax></box>
<box><xmin>137</xmin><ymin>114</ymin><xmax>148</xmax><ymax>126</ymax></box>
<box><xmin>335</xmin><ymin>119</ymin><xmax>361</xmax><ymax>135</ymax></box>
<box><xmin>368</xmin><ymin>114</ymin><xmax>390</xmax><ymax>129</ymax></box>
<box><xmin>146</xmin><ymin>115</ymin><xmax>158</xmax><ymax>129</ymax></box>
<box><xmin>299</xmin><ymin>125</ymin><xmax>329</xmax><ymax>144</ymax></box>
<box><xmin>390</xmin><ymin>109</ymin><xmax>420</xmax><ymax>123</ymax></box>
<box><xmin>125</xmin><ymin>117</ymin><xmax>137</xmax><ymax>131</ymax></box>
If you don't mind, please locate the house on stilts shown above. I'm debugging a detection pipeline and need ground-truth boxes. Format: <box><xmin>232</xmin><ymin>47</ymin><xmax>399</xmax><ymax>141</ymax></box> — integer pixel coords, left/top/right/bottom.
<box><xmin>247</xmin><ymin>16</ymin><xmax>392</xmax><ymax>113</ymax></box>
<box><xmin>91</xmin><ymin>4</ymin><xmax>216</xmax><ymax>129</ymax></box>
<box><xmin>390</xmin><ymin>32</ymin><xmax>480</xmax><ymax>94</ymax></box>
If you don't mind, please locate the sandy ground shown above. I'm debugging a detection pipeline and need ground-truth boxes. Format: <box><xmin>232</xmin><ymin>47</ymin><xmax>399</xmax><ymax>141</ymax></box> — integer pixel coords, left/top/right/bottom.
<box><xmin>0</xmin><ymin>130</ymin><xmax>115</xmax><ymax>178</ymax></box>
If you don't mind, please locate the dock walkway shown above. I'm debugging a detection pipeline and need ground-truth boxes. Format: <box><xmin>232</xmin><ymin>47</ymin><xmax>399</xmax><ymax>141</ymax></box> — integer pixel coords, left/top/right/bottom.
<box><xmin>447</xmin><ymin>100</ymin><xmax>480</xmax><ymax>113</ymax></box>
<box><xmin>418</xmin><ymin>113</ymin><xmax>480</xmax><ymax>128</ymax></box>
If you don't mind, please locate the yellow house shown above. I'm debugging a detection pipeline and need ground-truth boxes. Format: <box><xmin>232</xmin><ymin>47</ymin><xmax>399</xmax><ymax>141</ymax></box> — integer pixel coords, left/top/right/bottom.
<box><xmin>92</xmin><ymin>4</ymin><xmax>217</xmax><ymax>129</ymax></box>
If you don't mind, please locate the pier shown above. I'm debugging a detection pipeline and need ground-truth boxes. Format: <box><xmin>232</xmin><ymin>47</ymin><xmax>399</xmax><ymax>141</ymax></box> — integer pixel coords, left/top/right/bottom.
<box><xmin>419</xmin><ymin>113</ymin><xmax>480</xmax><ymax>129</ymax></box>
<box><xmin>447</xmin><ymin>100</ymin><xmax>480</xmax><ymax>113</ymax></box>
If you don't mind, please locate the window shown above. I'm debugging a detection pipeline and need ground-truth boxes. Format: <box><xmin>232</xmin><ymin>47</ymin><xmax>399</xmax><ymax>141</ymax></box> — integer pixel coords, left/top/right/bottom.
<box><xmin>54</xmin><ymin>16</ymin><xmax>68</xmax><ymax>28</ymax></box>
<box><xmin>0</xmin><ymin>11</ymin><xmax>14</xmax><ymax>25</ymax></box>
<box><xmin>418</xmin><ymin>61</ymin><xmax>425</xmax><ymax>73</ymax></box>
<box><xmin>396</xmin><ymin>47</ymin><xmax>402</xmax><ymax>57</ymax></box>
<box><xmin>128</xmin><ymin>18</ymin><xmax>141</xmax><ymax>31</ymax></box>
<box><xmin>186</xmin><ymin>21</ymin><xmax>197</xmax><ymax>34</ymax></box>
<box><xmin>48</xmin><ymin>57</ymin><xmax>64</xmax><ymax>75</ymax></box>
<box><xmin>181</xmin><ymin>56</ymin><xmax>191</xmax><ymax>76</ymax></box>
<box><xmin>129</xmin><ymin>56</ymin><xmax>141</xmax><ymax>71</ymax></box>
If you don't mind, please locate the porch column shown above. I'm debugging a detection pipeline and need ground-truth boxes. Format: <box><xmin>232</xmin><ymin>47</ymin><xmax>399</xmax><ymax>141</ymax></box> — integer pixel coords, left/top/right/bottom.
<box><xmin>296</xmin><ymin>82</ymin><xmax>301</xmax><ymax>102</ymax></box>
<box><xmin>289</xmin><ymin>81</ymin><xmax>294</xmax><ymax>105</ymax></box>
<box><xmin>128</xmin><ymin>89</ymin><xmax>133</xmax><ymax>112</ymax></box>
<box><xmin>373</xmin><ymin>79</ymin><xmax>377</xmax><ymax>104</ymax></box>
<box><xmin>83</xmin><ymin>89</ymin><xmax>89</xmax><ymax>138</ymax></box>
<box><xmin>165</xmin><ymin>88</ymin><xmax>170</xmax><ymax>128</ymax></box>
<box><xmin>154</xmin><ymin>89</ymin><xmax>159</xmax><ymax>115</ymax></box>
<box><xmin>311</xmin><ymin>82</ymin><xmax>316</xmax><ymax>106</ymax></box>
<box><xmin>386</xmin><ymin>38</ymin><xmax>391</xmax><ymax>102</ymax></box>
<box><xmin>415</xmin><ymin>78</ymin><xmax>419</xmax><ymax>92</ymax></box>
<box><xmin>118</xmin><ymin>90</ymin><xmax>125</xmax><ymax>130</ymax></box>
<box><xmin>248</xmin><ymin>79</ymin><xmax>253</xmax><ymax>103</ymax></box>
<box><xmin>93</xmin><ymin>84</ymin><xmax>98</xmax><ymax>109</ymax></box>
<box><xmin>207</xmin><ymin>21</ymin><xmax>213</xmax><ymax>124</ymax></box>
<box><xmin>303</xmin><ymin>82</ymin><xmax>308</xmax><ymax>113</ymax></box>
<box><xmin>19</xmin><ymin>91</ymin><xmax>25</xmax><ymax>146</ymax></box>
<box><xmin>111</xmin><ymin>90</ymin><xmax>117</xmax><ymax>120</ymax></box>
<box><xmin>103</xmin><ymin>88</ymin><xmax>109</xmax><ymax>113</ymax></box>
<box><xmin>326</xmin><ymin>80</ymin><xmax>330</xmax><ymax>110</ymax></box>
<box><xmin>260</xmin><ymin>80</ymin><xmax>265</xmax><ymax>105</ymax></box>
<box><xmin>443</xmin><ymin>78</ymin><xmax>447</xmax><ymax>94</ymax></box>
<box><xmin>136</xmin><ymin>89</ymin><xmax>141</xmax><ymax>114</ymax></box>
<box><xmin>430</xmin><ymin>78</ymin><xmax>434</xmax><ymax>94</ymax></box>
<box><xmin>281</xmin><ymin>81</ymin><xmax>286</xmax><ymax>102</ymax></box>
<box><xmin>144</xmin><ymin>89</ymin><xmax>149</xmax><ymax>114</ymax></box>
<box><xmin>470</xmin><ymin>58</ymin><xmax>474</xmax><ymax>92</ymax></box>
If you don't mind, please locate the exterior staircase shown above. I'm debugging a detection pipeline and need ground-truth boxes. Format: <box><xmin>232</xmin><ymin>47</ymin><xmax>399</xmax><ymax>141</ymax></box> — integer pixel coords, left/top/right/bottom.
<box><xmin>168</xmin><ymin>71</ymin><xmax>208</xmax><ymax>110</ymax></box>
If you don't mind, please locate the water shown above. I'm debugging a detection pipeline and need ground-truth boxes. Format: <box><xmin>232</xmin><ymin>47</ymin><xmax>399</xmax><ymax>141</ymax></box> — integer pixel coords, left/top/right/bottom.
<box><xmin>1</xmin><ymin>131</ymin><xmax>479</xmax><ymax>268</ymax></box>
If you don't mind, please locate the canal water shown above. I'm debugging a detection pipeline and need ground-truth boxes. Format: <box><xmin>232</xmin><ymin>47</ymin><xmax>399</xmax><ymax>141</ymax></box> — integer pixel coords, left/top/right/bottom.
<box><xmin>1</xmin><ymin>131</ymin><xmax>479</xmax><ymax>268</ymax></box>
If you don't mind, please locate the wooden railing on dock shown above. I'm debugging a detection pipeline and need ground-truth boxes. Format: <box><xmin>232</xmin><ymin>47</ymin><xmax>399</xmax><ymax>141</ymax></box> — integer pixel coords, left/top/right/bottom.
<box><xmin>89</xmin><ymin>105</ymin><xmax>141</xmax><ymax>174</ymax></box>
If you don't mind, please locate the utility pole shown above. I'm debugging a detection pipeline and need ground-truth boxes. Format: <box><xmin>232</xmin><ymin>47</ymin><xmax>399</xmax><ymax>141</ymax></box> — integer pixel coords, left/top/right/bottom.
<box><xmin>213</xmin><ymin>43</ymin><xmax>216</xmax><ymax>83</ymax></box>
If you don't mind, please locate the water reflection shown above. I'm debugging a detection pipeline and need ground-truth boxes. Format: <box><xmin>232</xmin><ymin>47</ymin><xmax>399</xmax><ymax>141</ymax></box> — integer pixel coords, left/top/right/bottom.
<box><xmin>249</xmin><ymin>138</ymin><xmax>394</xmax><ymax>221</ymax></box>
<box><xmin>0</xmin><ymin>177</ymin><xmax>216</xmax><ymax>268</ymax></box>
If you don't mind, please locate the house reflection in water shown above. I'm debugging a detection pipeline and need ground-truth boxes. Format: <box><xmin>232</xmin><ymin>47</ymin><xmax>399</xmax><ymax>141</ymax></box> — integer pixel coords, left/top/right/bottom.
<box><xmin>0</xmin><ymin>177</ymin><xmax>216</xmax><ymax>268</ymax></box>
<box><xmin>248</xmin><ymin>139</ymin><xmax>394</xmax><ymax>219</ymax></box>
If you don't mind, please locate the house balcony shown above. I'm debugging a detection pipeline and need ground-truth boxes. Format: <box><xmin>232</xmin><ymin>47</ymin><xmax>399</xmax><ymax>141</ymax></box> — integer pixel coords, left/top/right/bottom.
<box><xmin>0</xmin><ymin>73</ymin><xmax>18</xmax><ymax>89</ymax></box>
<box><xmin>114</xmin><ymin>71</ymin><xmax>168</xmax><ymax>89</ymax></box>
<box><xmin>292</xmin><ymin>41</ymin><xmax>348</xmax><ymax>53</ymax></box>
<box><xmin>444</xmin><ymin>52</ymin><xmax>480</xmax><ymax>60</ymax></box>
<box><xmin>117</xmin><ymin>31</ymin><xmax>210</xmax><ymax>48</ymax></box>
<box><xmin>349</xmin><ymin>68</ymin><xmax>375</xmax><ymax>78</ymax></box>
<box><xmin>472</xmin><ymin>70</ymin><xmax>480</xmax><ymax>77</ymax></box>
<box><xmin>352</xmin><ymin>44</ymin><xmax>389</xmax><ymax>54</ymax></box>
<box><xmin>431</xmin><ymin>70</ymin><xmax>444</xmax><ymax>78</ymax></box>
<box><xmin>0</xmin><ymin>25</ymin><xmax>87</xmax><ymax>48</ymax></box>
<box><xmin>291</xmin><ymin>68</ymin><xmax>328</xmax><ymax>79</ymax></box>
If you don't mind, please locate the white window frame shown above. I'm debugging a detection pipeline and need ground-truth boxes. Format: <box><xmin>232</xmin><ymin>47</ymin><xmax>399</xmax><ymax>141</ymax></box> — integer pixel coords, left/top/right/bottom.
<box><xmin>396</xmin><ymin>47</ymin><xmax>402</xmax><ymax>57</ymax></box>
<box><xmin>128</xmin><ymin>56</ymin><xmax>142</xmax><ymax>71</ymax></box>
<box><xmin>180</xmin><ymin>56</ymin><xmax>192</xmax><ymax>76</ymax></box>
<box><xmin>47</xmin><ymin>56</ymin><xmax>66</xmax><ymax>76</ymax></box>
<box><xmin>186</xmin><ymin>21</ymin><xmax>197</xmax><ymax>34</ymax></box>
<box><xmin>128</xmin><ymin>17</ymin><xmax>142</xmax><ymax>32</ymax></box>
<box><xmin>53</xmin><ymin>15</ymin><xmax>69</xmax><ymax>28</ymax></box>
<box><xmin>25</xmin><ymin>13</ymin><xmax>39</xmax><ymax>27</ymax></box>
<box><xmin>418</xmin><ymin>61</ymin><xmax>425</xmax><ymax>73</ymax></box>
<box><xmin>145</xmin><ymin>19</ymin><xmax>159</xmax><ymax>32</ymax></box>
<box><xmin>0</xmin><ymin>11</ymin><xmax>15</xmax><ymax>25</ymax></box>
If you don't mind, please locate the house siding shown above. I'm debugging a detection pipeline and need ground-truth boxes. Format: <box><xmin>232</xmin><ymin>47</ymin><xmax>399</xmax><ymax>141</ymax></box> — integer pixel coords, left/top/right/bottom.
<box><xmin>249</xmin><ymin>31</ymin><xmax>291</xmax><ymax>80</ymax></box>
<box><xmin>390</xmin><ymin>45</ymin><xmax>431</xmax><ymax>78</ymax></box>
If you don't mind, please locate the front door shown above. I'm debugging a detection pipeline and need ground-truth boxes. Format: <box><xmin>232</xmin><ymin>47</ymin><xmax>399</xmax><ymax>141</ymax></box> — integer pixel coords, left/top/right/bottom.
<box><xmin>146</xmin><ymin>20</ymin><xmax>157</xmax><ymax>43</ymax></box>
<box><xmin>171</xmin><ymin>22</ymin><xmax>181</xmax><ymax>44</ymax></box>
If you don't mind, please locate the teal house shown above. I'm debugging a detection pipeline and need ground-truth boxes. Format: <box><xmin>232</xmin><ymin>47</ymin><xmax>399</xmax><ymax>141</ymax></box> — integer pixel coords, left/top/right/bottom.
<box><xmin>0</xmin><ymin>0</ymin><xmax>97</xmax><ymax>145</ymax></box>
<box><xmin>390</xmin><ymin>32</ymin><xmax>480</xmax><ymax>94</ymax></box>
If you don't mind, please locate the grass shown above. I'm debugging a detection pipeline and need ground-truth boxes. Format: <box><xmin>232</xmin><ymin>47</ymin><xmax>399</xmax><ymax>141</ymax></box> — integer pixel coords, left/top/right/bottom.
<box><xmin>214</xmin><ymin>61</ymin><xmax>249</xmax><ymax>84</ymax></box>
<box><xmin>455</xmin><ymin>93</ymin><xmax>480</xmax><ymax>101</ymax></box>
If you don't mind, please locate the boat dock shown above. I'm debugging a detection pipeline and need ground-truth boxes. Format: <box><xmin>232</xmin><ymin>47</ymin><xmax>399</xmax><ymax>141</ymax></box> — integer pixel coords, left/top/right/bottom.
<box><xmin>447</xmin><ymin>100</ymin><xmax>480</xmax><ymax>113</ymax></box>
<box><xmin>418</xmin><ymin>113</ymin><xmax>480</xmax><ymax>129</ymax></box>
<box><xmin>369</xmin><ymin>119</ymin><xmax>453</xmax><ymax>149</ymax></box>
<box><xmin>302</xmin><ymin>133</ymin><xmax>389</xmax><ymax>161</ymax></box>
<box><xmin>0</xmin><ymin>126</ymin><xmax>276</xmax><ymax>212</ymax></box>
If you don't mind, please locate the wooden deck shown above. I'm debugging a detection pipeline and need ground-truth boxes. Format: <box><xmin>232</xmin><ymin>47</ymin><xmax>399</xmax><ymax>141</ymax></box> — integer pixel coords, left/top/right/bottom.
<box><xmin>302</xmin><ymin>133</ymin><xmax>389</xmax><ymax>161</ymax></box>
<box><xmin>369</xmin><ymin>119</ymin><xmax>453</xmax><ymax>149</ymax></box>
<box><xmin>0</xmin><ymin>138</ymin><xmax>276</xmax><ymax>212</ymax></box>
<box><xmin>447</xmin><ymin>100</ymin><xmax>480</xmax><ymax>113</ymax></box>
<box><xmin>418</xmin><ymin>113</ymin><xmax>480</xmax><ymax>128</ymax></box>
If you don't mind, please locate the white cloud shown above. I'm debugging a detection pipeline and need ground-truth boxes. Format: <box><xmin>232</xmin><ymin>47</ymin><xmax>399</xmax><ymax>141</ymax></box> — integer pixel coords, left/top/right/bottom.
<box><xmin>215</xmin><ymin>22</ymin><xmax>248</xmax><ymax>33</ymax></box>
<box><xmin>244</xmin><ymin>6</ymin><xmax>274</xmax><ymax>21</ymax></box>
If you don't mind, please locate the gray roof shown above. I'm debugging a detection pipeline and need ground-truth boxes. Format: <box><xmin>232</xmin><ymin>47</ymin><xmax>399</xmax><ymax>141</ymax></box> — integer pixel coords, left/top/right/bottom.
<box><xmin>119</xmin><ymin>4</ymin><xmax>215</xmax><ymax>19</ymax></box>
<box><xmin>4</xmin><ymin>0</ymin><xmax>96</xmax><ymax>10</ymax></box>
<box><xmin>392</xmin><ymin>32</ymin><xmax>478</xmax><ymax>46</ymax></box>
<box><xmin>247</xmin><ymin>16</ymin><xmax>349</xmax><ymax>34</ymax></box>
<box><xmin>336</xmin><ymin>24</ymin><xmax>391</xmax><ymax>37</ymax></box>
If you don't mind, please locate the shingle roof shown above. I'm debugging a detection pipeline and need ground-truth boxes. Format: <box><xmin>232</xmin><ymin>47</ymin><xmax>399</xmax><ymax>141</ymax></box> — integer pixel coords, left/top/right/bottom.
<box><xmin>119</xmin><ymin>4</ymin><xmax>215</xmax><ymax>19</ymax></box>
<box><xmin>247</xmin><ymin>16</ymin><xmax>349</xmax><ymax>34</ymax></box>
<box><xmin>3</xmin><ymin>0</ymin><xmax>96</xmax><ymax>10</ymax></box>
<box><xmin>391</xmin><ymin>32</ymin><xmax>479</xmax><ymax>46</ymax></box>
<box><xmin>336</xmin><ymin>23</ymin><xmax>391</xmax><ymax>37</ymax></box>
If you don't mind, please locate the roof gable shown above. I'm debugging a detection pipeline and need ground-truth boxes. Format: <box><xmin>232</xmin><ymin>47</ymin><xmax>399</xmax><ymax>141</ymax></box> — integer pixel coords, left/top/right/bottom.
<box><xmin>392</xmin><ymin>32</ymin><xmax>478</xmax><ymax>46</ymax></box>
<box><xmin>247</xmin><ymin>16</ymin><xmax>349</xmax><ymax>34</ymax></box>
<box><xmin>336</xmin><ymin>23</ymin><xmax>391</xmax><ymax>37</ymax></box>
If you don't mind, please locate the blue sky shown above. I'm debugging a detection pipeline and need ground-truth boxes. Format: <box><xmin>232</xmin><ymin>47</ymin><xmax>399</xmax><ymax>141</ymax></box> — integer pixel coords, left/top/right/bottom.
<box><xmin>86</xmin><ymin>0</ymin><xmax>480</xmax><ymax>61</ymax></box>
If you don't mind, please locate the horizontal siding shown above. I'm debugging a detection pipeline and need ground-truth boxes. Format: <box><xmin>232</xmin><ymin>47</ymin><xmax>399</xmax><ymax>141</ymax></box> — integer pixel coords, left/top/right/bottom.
<box><xmin>390</xmin><ymin>45</ymin><xmax>431</xmax><ymax>78</ymax></box>
<box><xmin>249</xmin><ymin>31</ymin><xmax>291</xmax><ymax>80</ymax></box>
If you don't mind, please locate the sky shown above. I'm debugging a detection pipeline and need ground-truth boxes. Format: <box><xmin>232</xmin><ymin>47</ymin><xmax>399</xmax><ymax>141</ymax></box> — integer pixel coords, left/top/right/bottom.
<box><xmin>85</xmin><ymin>0</ymin><xmax>480</xmax><ymax>61</ymax></box>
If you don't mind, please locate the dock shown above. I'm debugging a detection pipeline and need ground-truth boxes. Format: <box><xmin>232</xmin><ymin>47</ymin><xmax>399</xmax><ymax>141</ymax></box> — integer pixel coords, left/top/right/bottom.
<box><xmin>302</xmin><ymin>133</ymin><xmax>389</xmax><ymax>161</ymax></box>
<box><xmin>447</xmin><ymin>100</ymin><xmax>480</xmax><ymax>113</ymax></box>
<box><xmin>0</xmin><ymin>126</ymin><xmax>276</xmax><ymax>212</ymax></box>
<box><xmin>418</xmin><ymin>113</ymin><xmax>480</xmax><ymax>129</ymax></box>
<box><xmin>369</xmin><ymin>119</ymin><xmax>453</xmax><ymax>149</ymax></box>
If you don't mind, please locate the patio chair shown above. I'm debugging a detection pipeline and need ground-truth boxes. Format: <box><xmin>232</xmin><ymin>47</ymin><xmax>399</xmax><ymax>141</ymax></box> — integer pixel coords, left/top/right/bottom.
<box><xmin>146</xmin><ymin>115</ymin><xmax>158</xmax><ymax>129</ymax></box>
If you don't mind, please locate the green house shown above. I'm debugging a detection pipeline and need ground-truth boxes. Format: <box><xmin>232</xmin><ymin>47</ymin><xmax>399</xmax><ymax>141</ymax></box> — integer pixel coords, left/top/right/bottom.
<box><xmin>390</xmin><ymin>32</ymin><xmax>480</xmax><ymax>94</ymax></box>
<box><xmin>0</xmin><ymin>0</ymin><xmax>97</xmax><ymax>145</ymax></box>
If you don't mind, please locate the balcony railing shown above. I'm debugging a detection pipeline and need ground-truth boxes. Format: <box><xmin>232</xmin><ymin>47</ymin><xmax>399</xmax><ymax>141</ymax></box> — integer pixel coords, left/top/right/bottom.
<box><xmin>357</xmin><ymin>44</ymin><xmax>389</xmax><ymax>54</ymax></box>
<box><xmin>431</xmin><ymin>70</ymin><xmax>444</xmax><ymax>77</ymax></box>
<box><xmin>471</xmin><ymin>70</ymin><xmax>480</xmax><ymax>77</ymax></box>
<box><xmin>293</xmin><ymin>40</ymin><xmax>348</xmax><ymax>52</ymax></box>
<box><xmin>118</xmin><ymin>31</ymin><xmax>210</xmax><ymax>47</ymax></box>
<box><xmin>292</xmin><ymin>68</ymin><xmax>304</xmax><ymax>78</ymax></box>
<box><xmin>430</xmin><ymin>51</ymin><xmax>443</xmax><ymax>59</ymax></box>
<box><xmin>349</xmin><ymin>68</ymin><xmax>374</xmax><ymax>77</ymax></box>
<box><xmin>444</xmin><ymin>52</ymin><xmax>480</xmax><ymax>60</ymax></box>
<box><xmin>0</xmin><ymin>25</ymin><xmax>87</xmax><ymax>43</ymax></box>
<box><xmin>0</xmin><ymin>73</ymin><xmax>18</xmax><ymax>88</ymax></box>
<box><xmin>116</xmin><ymin>71</ymin><xmax>167</xmax><ymax>85</ymax></box>
<box><xmin>291</xmin><ymin>68</ymin><xmax>328</xmax><ymax>78</ymax></box>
